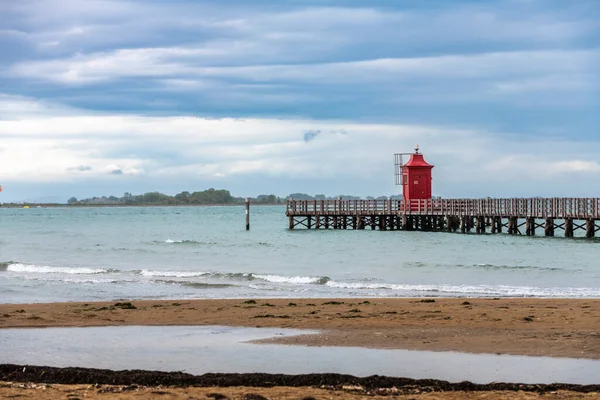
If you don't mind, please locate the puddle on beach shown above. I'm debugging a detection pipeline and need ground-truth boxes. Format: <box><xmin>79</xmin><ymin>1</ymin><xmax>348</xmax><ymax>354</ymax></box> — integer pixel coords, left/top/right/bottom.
<box><xmin>0</xmin><ymin>325</ymin><xmax>598</xmax><ymax>384</ymax></box>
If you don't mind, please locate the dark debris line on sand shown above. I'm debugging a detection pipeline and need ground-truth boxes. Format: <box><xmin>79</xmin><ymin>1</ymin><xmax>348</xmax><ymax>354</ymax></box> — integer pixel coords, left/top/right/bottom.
<box><xmin>1</xmin><ymin>364</ymin><xmax>599</xmax><ymax>394</ymax></box>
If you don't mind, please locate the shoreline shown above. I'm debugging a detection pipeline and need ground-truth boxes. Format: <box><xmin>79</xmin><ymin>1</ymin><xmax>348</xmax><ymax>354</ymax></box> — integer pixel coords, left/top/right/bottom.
<box><xmin>1</xmin><ymin>297</ymin><xmax>599</xmax><ymax>359</ymax></box>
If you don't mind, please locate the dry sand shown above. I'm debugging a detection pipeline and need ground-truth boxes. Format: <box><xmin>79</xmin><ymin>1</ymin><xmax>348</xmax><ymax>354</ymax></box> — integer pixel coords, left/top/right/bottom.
<box><xmin>1</xmin><ymin>297</ymin><xmax>599</xmax><ymax>359</ymax></box>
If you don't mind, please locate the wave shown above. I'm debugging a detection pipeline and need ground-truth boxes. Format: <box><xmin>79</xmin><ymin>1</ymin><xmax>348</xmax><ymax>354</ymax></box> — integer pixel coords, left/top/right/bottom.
<box><xmin>325</xmin><ymin>281</ymin><xmax>600</xmax><ymax>297</ymax></box>
<box><xmin>253</xmin><ymin>274</ymin><xmax>330</xmax><ymax>285</ymax></box>
<box><xmin>136</xmin><ymin>269</ymin><xmax>329</xmax><ymax>285</ymax></box>
<box><xmin>406</xmin><ymin>262</ymin><xmax>567</xmax><ymax>272</ymax></box>
<box><xmin>13</xmin><ymin>276</ymin><xmax>129</xmax><ymax>284</ymax></box>
<box><xmin>181</xmin><ymin>282</ymin><xmax>236</xmax><ymax>289</ymax></box>
<box><xmin>138</xmin><ymin>270</ymin><xmax>210</xmax><ymax>278</ymax></box>
<box><xmin>5</xmin><ymin>263</ymin><xmax>116</xmax><ymax>275</ymax></box>
<box><xmin>160</xmin><ymin>239</ymin><xmax>215</xmax><ymax>245</ymax></box>
<box><xmin>473</xmin><ymin>264</ymin><xmax>566</xmax><ymax>272</ymax></box>
<box><xmin>153</xmin><ymin>279</ymin><xmax>235</xmax><ymax>289</ymax></box>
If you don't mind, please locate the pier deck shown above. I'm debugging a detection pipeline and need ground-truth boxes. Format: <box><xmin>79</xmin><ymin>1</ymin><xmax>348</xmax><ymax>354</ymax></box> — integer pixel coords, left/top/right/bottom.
<box><xmin>286</xmin><ymin>198</ymin><xmax>600</xmax><ymax>237</ymax></box>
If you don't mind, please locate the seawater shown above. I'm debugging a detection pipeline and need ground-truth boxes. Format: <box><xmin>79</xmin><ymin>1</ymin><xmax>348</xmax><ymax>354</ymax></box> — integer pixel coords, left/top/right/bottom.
<box><xmin>2</xmin><ymin>326</ymin><xmax>599</xmax><ymax>384</ymax></box>
<box><xmin>1</xmin><ymin>206</ymin><xmax>599</xmax><ymax>303</ymax></box>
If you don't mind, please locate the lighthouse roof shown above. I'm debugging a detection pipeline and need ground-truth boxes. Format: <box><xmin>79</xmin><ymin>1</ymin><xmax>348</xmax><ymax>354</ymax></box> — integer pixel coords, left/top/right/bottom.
<box><xmin>403</xmin><ymin>153</ymin><xmax>433</xmax><ymax>168</ymax></box>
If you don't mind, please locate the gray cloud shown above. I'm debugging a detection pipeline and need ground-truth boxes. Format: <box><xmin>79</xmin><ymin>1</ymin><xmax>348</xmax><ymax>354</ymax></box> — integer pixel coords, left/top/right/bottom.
<box><xmin>110</xmin><ymin>169</ymin><xmax>124</xmax><ymax>175</ymax></box>
<box><xmin>303</xmin><ymin>129</ymin><xmax>320</xmax><ymax>142</ymax></box>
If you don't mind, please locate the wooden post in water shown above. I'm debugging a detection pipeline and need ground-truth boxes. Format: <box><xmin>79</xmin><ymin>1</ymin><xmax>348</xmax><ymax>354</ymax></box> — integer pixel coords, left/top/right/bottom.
<box><xmin>406</xmin><ymin>216</ymin><xmax>414</xmax><ymax>231</ymax></box>
<box><xmin>545</xmin><ymin>218</ymin><xmax>554</xmax><ymax>237</ymax></box>
<box><xmin>476</xmin><ymin>216</ymin><xmax>486</xmax><ymax>234</ymax></box>
<box><xmin>586</xmin><ymin>219</ymin><xmax>595</xmax><ymax>238</ymax></box>
<box><xmin>452</xmin><ymin>216</ymin><xmax>460</xmax><ymax>232</ymax></box>
<box><xmin>564</xmin><ymin>218</ymin><xmax>573</xmax><ymax>238</ymax></box>
<box><xmin>507</xmin><ymin>218</ymin><xmax>514</xmax><ymax>234</ymax></box>
<box><xmin>526</xmin><ymin>217</ymin><xmax>535</xmax><ymax>236</ymax></box>
<box><xmin>245</xmin><ymin>198</ymin><xmax>250</xmax><ymax>231</ymax></box>
<box><xmin>380</xmin><ymin>216</ymin><xmax>387</xmax><ymax>231</ymax></box>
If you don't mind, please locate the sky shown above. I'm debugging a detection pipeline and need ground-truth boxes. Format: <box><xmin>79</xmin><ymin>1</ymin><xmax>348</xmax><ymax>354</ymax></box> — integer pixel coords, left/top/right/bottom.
<box><xmin>0</xmin><ymin>0</ymin><xmax>598</xmax><ymax>202</ymax></box>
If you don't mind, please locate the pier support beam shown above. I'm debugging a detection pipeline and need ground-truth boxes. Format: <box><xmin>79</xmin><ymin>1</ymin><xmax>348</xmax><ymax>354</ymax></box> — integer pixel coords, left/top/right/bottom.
<box><xmin>315</xmin><ymin>216</ymin><xmax>320</xmax><ymax>229</ymax></box>
<box><xmin>307</xmin><ymin>216</ymin><xmax>312</xmax><ymax>229</ymax></box>
<box><xmin>437</xmin><ymin>216</ymin><xmax>445</xmax><ymax>231</ymax></box>
<box><xmin>496</xmin><ymin>217</ymin><xmax>503</xmax><ymax>234</ymax></box>
<box><xmin>507</xmin><ymin>217</ymin><xmax>514</xmax><ymax>234</ymax></box>
<box><xmin>545</xmin><ymin>218</ymin><xmax>554</xmax><ymax>237</ymax></box>
<box><xmin>460</xmin><ymin>217</ymin><xmax>467</xmax><ymax>233</ymax></box>
<box><xmin>406</xmin><ymin>216</ymin><xmax>414</xmax><ymax>231</ymax></box>
<box><xmin>370</xmin><ymin>216</ymin><xmax>376</xmax><ymax>230</ymax></box>
<box><xmin>564</xmin><ymin>218</ymin><xmax>573</xmax><ymax>238</ymax></box>
<box><xmin>357</xmin><ymin>216</ymin><xmax>365</xmax><ymax>230</ymax></box>
<box><xmin>586</xmin><ymin>219</ymin><xmax>595</xmax><ymax>238</ymax></box>
<box><xmin>289</xmin><ymin>216</ymin><xmax>294</xmax><ymax>230</ymax></box>
<box><xmin>476</xmin><ymin>216</ymin><xmax>486</xmax><ymax>234</ymax></box>
<box><xmin>526</xmin><ymin>217</ymin><xmax>535</xmax><ymax>236</ymax></box>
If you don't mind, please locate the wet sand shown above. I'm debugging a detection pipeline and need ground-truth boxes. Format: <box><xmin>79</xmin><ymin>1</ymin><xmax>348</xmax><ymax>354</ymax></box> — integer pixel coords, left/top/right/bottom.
<box><xmin>1</xmin><ymin>297</ymin><xmax>599</xmax><ymax>359</ymax></box>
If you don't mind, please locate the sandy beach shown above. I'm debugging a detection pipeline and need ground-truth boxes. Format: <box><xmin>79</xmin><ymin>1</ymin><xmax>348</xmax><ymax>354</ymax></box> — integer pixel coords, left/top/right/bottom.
<box><xmin>2</xmin><ymin>297</ymin><xmax>599</xmax><ymax>399</ymax></box>
<box><xmin>0</xmin><ymin>381</ymin><xmax>598</xmax><ymax>400</ymax></box>
<box><xmin>1</xmin><ymin>297</ymin><xmax>599</xmax><ymax>359</ymax></box>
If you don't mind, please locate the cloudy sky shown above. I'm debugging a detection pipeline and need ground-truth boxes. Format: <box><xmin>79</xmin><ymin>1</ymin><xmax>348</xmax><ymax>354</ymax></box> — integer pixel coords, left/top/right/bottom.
<box><xmin>0</xmin><ymin>0</ymin><xmax>598</xmax><ymax>202</ymax></box>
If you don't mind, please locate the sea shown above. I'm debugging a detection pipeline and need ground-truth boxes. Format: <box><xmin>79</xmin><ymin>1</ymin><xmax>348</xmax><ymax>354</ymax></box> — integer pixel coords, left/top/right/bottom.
<box><xmin>1</xmin><ymin>205</ymin><xmax>599</xmax><ymax>304</ymax></box>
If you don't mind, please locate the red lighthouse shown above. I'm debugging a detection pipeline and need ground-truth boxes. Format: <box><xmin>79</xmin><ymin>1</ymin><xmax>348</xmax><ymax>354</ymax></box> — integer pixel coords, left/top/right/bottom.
<box><xmin>400</xmin><ymin>145</ymin><xmax>434</xmax><ymax>200</ymax></box>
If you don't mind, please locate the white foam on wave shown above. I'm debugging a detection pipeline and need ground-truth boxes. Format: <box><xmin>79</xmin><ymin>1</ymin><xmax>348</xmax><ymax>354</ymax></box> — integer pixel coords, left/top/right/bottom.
<box><xmin>325</xmin><ymin>281</ymin><xmax>600</xmax><ymax>297</ymax></box>
<box><xmin>7</xmin><ymin>263</ymin><xmax>111</xmax><ymax>275</ymax></box>
<box><xmin>164</xmin><ymin>239</ymin><xmax>183</xmax><ymax>244</ymax></box>
<box><xmin>26</xmin><ymin>276</ymin><xmax>128</xmax><ymax>284</ymax></box>
<box><xmin>139</xmin><ymin>270</ymin><xmax>209</xmax><ymax>278</ymax></box>
<box><xmin>254</xmin><ymin>274</ymin><xmax>329</xmax><ymax>285</ymax></box>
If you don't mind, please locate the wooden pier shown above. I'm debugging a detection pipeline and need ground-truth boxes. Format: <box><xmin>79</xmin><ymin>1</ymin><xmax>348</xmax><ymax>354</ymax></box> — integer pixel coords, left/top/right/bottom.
<box><xmin>286</xmin><ymin>198</ymin><xmax>600</xmax><ymax>238</ymax></box>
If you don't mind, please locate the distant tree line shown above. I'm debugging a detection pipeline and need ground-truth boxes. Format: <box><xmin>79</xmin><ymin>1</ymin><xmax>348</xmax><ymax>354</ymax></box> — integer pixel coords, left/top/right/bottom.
<box><xmin>68</xmin><ymin>189</ymin><xmax>285</xmax><ymax>206</ymax></box>
<box><xmin>67</xmin><ymin>190</ymin><xmax>403</xmax><ymax>206</ymax></box>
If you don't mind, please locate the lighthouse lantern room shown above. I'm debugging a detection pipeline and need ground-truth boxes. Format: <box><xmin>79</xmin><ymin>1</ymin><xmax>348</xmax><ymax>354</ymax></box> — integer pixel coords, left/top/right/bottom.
<box><xmin>395</xmin><ymin>145</ymin><xmax>434</xmax><ymax>200</ymax></box>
